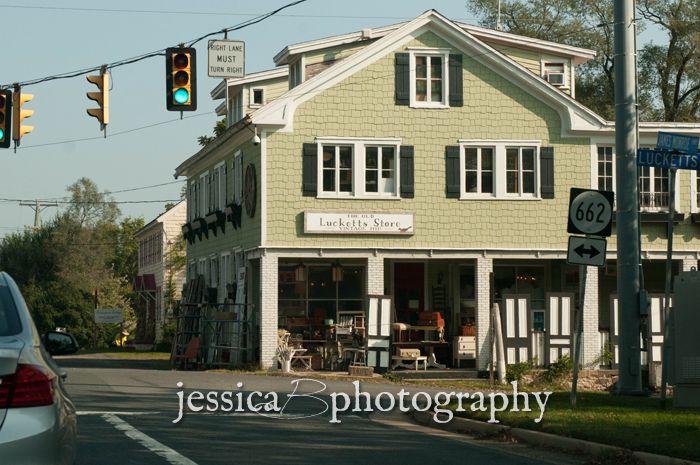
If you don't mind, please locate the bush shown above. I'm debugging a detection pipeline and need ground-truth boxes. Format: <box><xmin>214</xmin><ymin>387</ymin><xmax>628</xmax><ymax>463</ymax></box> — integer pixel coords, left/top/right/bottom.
<box><xmin>540</xmin><ymin>355</ymin><xmax>573</xmax><ymax>385</ymax></box>
<box><xmin>506</xmin><ymin>360</ymin><xmax>533</xmax><ymax>383</ymax></box>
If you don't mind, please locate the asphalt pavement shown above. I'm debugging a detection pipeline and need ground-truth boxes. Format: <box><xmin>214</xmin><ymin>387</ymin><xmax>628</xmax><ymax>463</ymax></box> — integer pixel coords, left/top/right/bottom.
<box><xmin>61</xmin><ymin>356</ymin><xmax>587</xmax><ymax>465</ymax></box>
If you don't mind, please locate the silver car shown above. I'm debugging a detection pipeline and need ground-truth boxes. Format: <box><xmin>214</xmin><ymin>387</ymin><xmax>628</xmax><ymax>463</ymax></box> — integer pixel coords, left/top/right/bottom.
<box><xmin>0</xmin><ymin>271</ymin><xmax>78</xmax><ymax>465</ymax></box>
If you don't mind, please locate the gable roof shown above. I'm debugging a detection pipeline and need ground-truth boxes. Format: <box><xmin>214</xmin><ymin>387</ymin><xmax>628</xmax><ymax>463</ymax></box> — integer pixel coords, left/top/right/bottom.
<box><xmin>134</xmin><ymin>200</ymin><xmax>186</xmax><ymax>238</ymax></box>
<box><xmin>211</xmin><ymin>66</ymin><xmax>289</xmax><ymax>100</ymax></box>
<box><xmin>273</xmin><ymin>17</ymin><xmax>595</xmax><ymax>67</ymax></box>
<box><xmin>252</xmin><ymin>9</ymin><xmax>607</xmax><ymax>136</ymax></box>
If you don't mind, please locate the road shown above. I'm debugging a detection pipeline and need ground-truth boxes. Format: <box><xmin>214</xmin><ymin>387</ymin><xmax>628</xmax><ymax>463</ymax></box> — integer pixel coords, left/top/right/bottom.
<box><xmin>61</xmin><ymin>356</ymin><xmax>585</xmax><ymax>465</ymax></box>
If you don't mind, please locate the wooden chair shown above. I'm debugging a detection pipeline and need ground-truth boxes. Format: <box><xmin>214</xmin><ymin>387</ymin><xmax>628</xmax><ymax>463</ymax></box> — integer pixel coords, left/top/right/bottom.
<box><xmin>172</xmin><ymin>336</ymin><xmax>200</xmax><ymax>370</ymax></box>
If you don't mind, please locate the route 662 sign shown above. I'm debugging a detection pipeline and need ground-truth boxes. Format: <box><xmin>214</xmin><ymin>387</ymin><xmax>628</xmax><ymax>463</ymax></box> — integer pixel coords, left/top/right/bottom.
<box><xmin>567</xmin><ymin>188</ymin><xmax>614</xmax><ymax>237</ymax></box>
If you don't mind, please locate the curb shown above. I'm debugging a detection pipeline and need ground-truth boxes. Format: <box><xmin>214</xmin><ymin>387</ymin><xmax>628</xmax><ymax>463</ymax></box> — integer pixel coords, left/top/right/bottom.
<box><xmin>411</xmin><ymin>411</ymin><xmax>699</xmax><ymax>465</ymax></box>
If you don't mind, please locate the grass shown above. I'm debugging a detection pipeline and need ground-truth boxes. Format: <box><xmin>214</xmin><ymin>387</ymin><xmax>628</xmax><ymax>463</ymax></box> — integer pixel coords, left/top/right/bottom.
<box><xmin>454</xmin><ymin>391</ymin><xmax>700</xmax><ymax>462</ymax></box>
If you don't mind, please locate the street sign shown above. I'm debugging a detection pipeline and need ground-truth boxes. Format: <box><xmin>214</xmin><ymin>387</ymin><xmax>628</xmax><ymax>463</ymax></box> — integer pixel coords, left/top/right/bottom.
<box><xmin>637</xmin><ymin>148</ymin><xmax>700</xmax><ymax>171</ymax></box>
<box><xmin>94</xmin><ymin>308</ymin><xmax>124</xmax><ymax>324</ymax></box>
<box><xmin>208</xmin><ymin>40</ymin><xmax>245</xmax><ymax>78</ymax></box>
<box><xmin>567</xmin><ymin>188</ymin><xmax>614</xmax><ymax>237</ymax></box>
<box><xmin>567</xmin><ymin>236</ymin><xmax>607</xmax><ymax>267</ymax></box>
<box><xmin>656</xmin><ymin>131</ymin><xmax>699</xmax><ymax>155</ymax></box>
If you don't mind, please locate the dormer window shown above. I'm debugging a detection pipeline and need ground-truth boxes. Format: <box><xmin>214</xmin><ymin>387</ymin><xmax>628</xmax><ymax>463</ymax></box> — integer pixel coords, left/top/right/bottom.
<box><xmin>543</xmin><ymin>63</ymin><xmax>566</xmax><ymax>87</ymax></box>
<box><xmin>250</xmin><ymin>88</ymin><xmax>264</xmax><ymax>107</ymax></box>
<box><xmin>395</xmin><ymin>50</ymin><xmax>462</xmax><ymax>108</ymax></box>
<box><xmin>289</xmin><ymin>57</ymin><xmax>303</xmax><ymax>89</ymax></box>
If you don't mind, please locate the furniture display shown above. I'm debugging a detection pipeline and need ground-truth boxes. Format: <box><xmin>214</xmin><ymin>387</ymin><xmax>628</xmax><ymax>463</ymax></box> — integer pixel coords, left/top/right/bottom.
<box><xmin>391</xmin><ymin>348</ymin><xmax>427</xmax><ymax>370</ymax></box>
<box><xmin>420</xmin><ymin>340</ymin><xmax>448</xmax><ymax>369</ymax></box>
<box><xmin>453</xmin><ymin>335</ymin><xmax>476</xmax><ymax>367</ymax></box>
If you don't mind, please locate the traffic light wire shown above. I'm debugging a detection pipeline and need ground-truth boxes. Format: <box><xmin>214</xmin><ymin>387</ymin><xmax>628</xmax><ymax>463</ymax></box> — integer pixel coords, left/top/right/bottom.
<box><xmin>0</xmin><ymin>0</ymin><xmax>307</xmax><ymax>89</ymax></box>
<box><xmin>17</xmin><ymin>111</ymin><xmax>215</xmax><ymax>150</ymax></box>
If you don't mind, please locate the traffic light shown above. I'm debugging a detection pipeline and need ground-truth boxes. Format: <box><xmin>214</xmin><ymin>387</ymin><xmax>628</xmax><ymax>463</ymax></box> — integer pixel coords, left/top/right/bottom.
<box><xmin>166</xmin><ymin>47</ymin><xmax>197</xmax><ymax>111</ymax></box>
<box><xmin>0</xmin><ymin>89</ymin><xmax>11</xmax><ymax>149</ymax></box>
<box><xmin>86</xmin><ymin>67</ymin><xmax>109</xmax><ymax>131</ymax></box>
<box><xmin>12</xmin><ymin>87</ymin><xmax>33</xmax><ymax>146</ymax></box>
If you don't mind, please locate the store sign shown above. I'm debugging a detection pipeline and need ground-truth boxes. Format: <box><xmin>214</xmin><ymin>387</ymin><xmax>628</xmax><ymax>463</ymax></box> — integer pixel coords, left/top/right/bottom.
<box><xmin>95</xmin><ymin>308</ymin><xmax>124</xmax><ymax>324</ymax></box>
<box><xmin>304</xmin><ymin>212</ymin><xmax>414</xmax><ymax>235</ymax></box>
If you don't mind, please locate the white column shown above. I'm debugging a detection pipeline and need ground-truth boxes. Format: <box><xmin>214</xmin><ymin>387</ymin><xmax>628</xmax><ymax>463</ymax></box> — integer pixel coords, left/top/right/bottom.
<box><xmin>259</xmin><ymin>254</ymin><xmax>278</xmax><ymax>370</ymax></box>
<box><xmin>581</xmin><ymin>266</ymin><xmax>600</xmax><ymax>367</ymax></box>
<box><xmin>682</xmin><ymin>258</ymin><xmax>698</xmax><ymax>272</ymax></box>
<box><xmin>476</xmin><ymin>256</ymin><xmax>493</xmax><ymax>371</ymax></box>
<box><xmin>366</xmin><ymin>256</ymin><xmax>385</xmax><ymax>295</ymax></box>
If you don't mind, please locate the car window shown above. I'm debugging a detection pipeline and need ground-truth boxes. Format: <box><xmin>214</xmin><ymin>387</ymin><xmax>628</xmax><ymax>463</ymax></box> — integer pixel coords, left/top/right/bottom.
<box><xmin>0</xmin><ymin>284</ymin><xmax>22</xmax><ymax>336</ymax></box>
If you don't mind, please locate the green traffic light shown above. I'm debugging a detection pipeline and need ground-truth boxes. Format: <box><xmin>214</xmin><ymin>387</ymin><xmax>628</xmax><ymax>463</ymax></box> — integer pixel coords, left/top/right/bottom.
<box><xmin>174</xmin><ymin>88</ymin><xmax>189</xmax><ymax>104</ymax></box>
<box><xmin>0</xmin><ymin>128</ymin><xmax>4</xmax><ymax>140</ymax></box>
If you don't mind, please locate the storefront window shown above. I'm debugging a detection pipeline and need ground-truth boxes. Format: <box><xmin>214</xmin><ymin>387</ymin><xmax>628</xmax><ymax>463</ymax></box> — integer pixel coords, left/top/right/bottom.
<box><xmin>495</xmin><ymin>265</ymin><xmax>546</xmax><ymax>330</ymax></box>
<box><xmin>459</xmin><ymin>266</ymin><xmax>476</xmax><ymax>326</ymax></box>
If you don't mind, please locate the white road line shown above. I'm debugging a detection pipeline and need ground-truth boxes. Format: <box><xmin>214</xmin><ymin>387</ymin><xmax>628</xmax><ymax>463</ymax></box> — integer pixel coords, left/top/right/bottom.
<box><xmin>102</xmin><ymin>414</ymin><xmax>198</xmax><ymax>465</ymax></box>
<box><xmin>78</xmin><ymin>411</ymin><xmax>158</xmax><ymax>416</ymax></box>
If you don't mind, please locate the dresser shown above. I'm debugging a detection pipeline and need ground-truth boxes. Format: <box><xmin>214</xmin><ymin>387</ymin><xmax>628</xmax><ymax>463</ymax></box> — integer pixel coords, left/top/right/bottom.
<box><xmin>453</xmin><ymin>336</ymin><xmax>476</xmax><ymax>367</ymax></box>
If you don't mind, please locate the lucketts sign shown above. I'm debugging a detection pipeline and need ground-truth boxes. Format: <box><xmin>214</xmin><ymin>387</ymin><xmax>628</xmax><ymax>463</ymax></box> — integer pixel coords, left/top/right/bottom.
<box><xmin>304</xmin><ymin>212</ymin><xmax>414</xmax><ymax>235</ymax></box>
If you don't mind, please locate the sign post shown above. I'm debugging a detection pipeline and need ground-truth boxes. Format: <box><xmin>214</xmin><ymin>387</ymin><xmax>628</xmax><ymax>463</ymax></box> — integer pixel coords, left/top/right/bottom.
<box><xmin>566</xmin><ymin>187</ymin><xmax>614</xmax><ymax>406</ymax></box>
<box><xmin>643</xmin><ymin>131</ymin><xmax>700</xmax><ymax>403</ymax></box>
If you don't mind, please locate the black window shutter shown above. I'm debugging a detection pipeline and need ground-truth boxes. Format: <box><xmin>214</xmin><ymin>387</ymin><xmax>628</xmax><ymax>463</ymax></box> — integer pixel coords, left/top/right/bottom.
<box><xmin>445</xmin><ymin>146</ymin><xmax>461</xmax><ymax>198</ymax></box>
<box><xmin>540</xmin><ymin>146</ymin><xmax>555</xmax><ymax>199</ymax></box>
<box><xmin>449</xmin><ymin>54</ymin><xmax>463</xmax><ymax>107</ymax></box>
<box><xmin>302</xmin><ymin>143</ymin><xmax>317</xmax><ymax>196</ymax></box>
<box><xmin>400</xmin><ymin>145</ymin><xmax>414</xmax><ymax>198</ymax></box>
<box><xmin>395</xmin><ymin>53</ymin><xmax>410</xmax><ymax>106</ymax></box>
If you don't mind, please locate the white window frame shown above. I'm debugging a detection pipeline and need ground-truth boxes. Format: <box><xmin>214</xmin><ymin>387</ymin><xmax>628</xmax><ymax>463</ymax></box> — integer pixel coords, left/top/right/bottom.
<box><xmin>460</xmin><ymin>145</ymin><xmax>496</xmax><ymax>198</ymax></box>
<box><xmin>459</xmin><ymin>140</ymin><xmax>541</xmax><ymax>200</ymax></box>
<box><xmin>250</xmin><ymin>87</ymin><xmax>265</xmax><ymax>107</ymax></box>
<box><xmin>692</xmin><ymin>171</ymin><xmax>699</xmax><ymax>213</ymax></box>
<box><xmin>229</xmin><ymin>91</ymin><xmax>243</xmax><ymax>123</ymax></box>
<box><xmin>289</xmin><ymin>57</ymin><xmax>304</xmax><ymax>89</ymax></box>
<box><xmin>591</xmin><ymin>143</ymin><xmax>681</xmax><ymax>211</ymax></box>
<box><xmin>315</xmin><ymin>137</ymin><xmax>401</xmax><ymax>199</ymax></box>
<box><xmin>408</xmin><ymin>48</ymin><xmax>450</xmax><ymax>109</ymax></box>
<box><xmin>198</xmin><ymin>173</ymin><xmax>208</xmax><ymax>218</ymax></box>
<box><xmin>639</xmin><ymin>165</ymin><xmax>673</xmax><ymax>212</ymax></box>
<box><xmin>214</xmin><ymin>161</ymin><xmax>226</xmax><ymax>210</ymax></box>
<box><xmin>541</xmin><ymin>62</ymin><xmax>567</xmax><ymax>88</ymax></box>
<box><xmin>232</xmin><ymin>150</ymin><xmax>243</xmax><ymax>205</ymax></box>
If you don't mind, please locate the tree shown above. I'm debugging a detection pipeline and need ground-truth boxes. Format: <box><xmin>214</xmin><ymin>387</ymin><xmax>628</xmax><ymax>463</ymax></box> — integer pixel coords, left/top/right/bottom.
<box><xmin>638</xmin><ymin>0</ymin><xmax>700</xmax><ymax>122</ymax></box>
<box><xmin>65</xmin><ymin>177</ymin><xmax>120</xmax><ymax>227</ymax></box>
<box><xmin>197</xmin><ymin>119</ymin><xmax>227</xmax><ymax>147</ymax></box>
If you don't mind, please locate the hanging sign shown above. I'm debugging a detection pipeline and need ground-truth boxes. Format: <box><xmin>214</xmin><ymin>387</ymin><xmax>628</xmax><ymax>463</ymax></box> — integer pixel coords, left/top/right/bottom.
<box><xmin>208</xmin><ymin>40</ymin><xmax>245</xmax><ymax>78</ymax></box>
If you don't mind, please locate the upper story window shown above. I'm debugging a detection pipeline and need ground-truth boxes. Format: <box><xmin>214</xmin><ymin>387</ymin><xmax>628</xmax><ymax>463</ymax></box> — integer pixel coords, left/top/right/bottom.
<box><xmin>456</xmin><ymin>141</ymin><xmax>541</xmax><ymax>199</ymax></box>
<box><xmin>595</xmin><ymin>145</ymin><xmax>677</xmax><ymax>211</ymax></box>
<box><xmin>289</xmin><ymin>58</ymin><xmax>303</xmax><ymax>89</ymax></box>
<box><xmin>250</xmin><ymin>88</ymin><xmax>264</xmax><ymax>107</ymax></box>
<box><xmin>229</xmin><ymin>91</ymin><xmax>243</xmax><ymax>124</ymax></box>
<box><xmin>303</xmin><ymin>139</ymin><xmax>414</xmax><ymax>200</ymax></box>
<box><xmin>543</xmin><ymin>62</ymin><xmax>566</xmax><ymax>87</ymax></box>
<box><xmin>410</xmin><ymin>49</ymin><xmax>449</xmax><ymax>108</ymax></box>
<box><xmin>231</xmin><ymin>151</ymin><xmax>243</xmax><ymax>205</ymax></box>
<box><xmin>199</xmin><ymin>173</ymin><xmax>208</xmax><ymax>217</ymax></box>
<box><xmin>395</xmin><ymin>51</ymin><xmax>462</xmax><ymax>108</ymax></box>
<box><xmin>692</xmin><ymin>172</ymin><xmax>700</xmax><ymax>212</ymax></box>
<box><xmin>188</xmin><ymin>180</ymin><xmax>196</xmax><ymax>220</ymax></box>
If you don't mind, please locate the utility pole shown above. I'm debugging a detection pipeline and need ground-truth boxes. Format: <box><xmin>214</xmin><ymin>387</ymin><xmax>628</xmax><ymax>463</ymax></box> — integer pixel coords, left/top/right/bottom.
<box><xmin>19</xmin><ymin>199</ymin><xmax>58</xmax><ymax>230</ymax></box>
<box><xmin>614</xmin><ymin>0</ymin><xmax>643</xmax><ymax>394</ymax></box>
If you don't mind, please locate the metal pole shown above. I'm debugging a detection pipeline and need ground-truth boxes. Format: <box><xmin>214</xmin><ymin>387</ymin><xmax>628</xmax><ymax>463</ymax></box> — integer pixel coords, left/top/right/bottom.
<box><xmin>614</xmin><ymin>0</ymin><xmax>643</xmax><ymax>394</ymax></box>
<box><xmin>661</xmin><ymin>168</ymin><xmax>676</xmax><ymax>402</ymax></box>
<box><xmin>571</xmin><ymin>265</ymin><xmax>587</xmax><ymax>407</ymax></box>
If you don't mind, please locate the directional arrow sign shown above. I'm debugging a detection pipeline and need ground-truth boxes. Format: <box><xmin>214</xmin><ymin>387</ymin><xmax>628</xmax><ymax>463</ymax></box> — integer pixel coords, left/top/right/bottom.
<box><xmin>567</xmin><ymin>236</ymin><xmax>607</xmax><ymax>267</ymax></box>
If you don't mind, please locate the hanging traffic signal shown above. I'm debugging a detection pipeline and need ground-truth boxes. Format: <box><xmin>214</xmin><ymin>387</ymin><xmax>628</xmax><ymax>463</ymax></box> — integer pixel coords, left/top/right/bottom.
<box><xmin>86</xmin><ymin>66</ymin><xmax>109</xmax><ymax>132</ymax></box>
<box><xmin>166</xmin><ymin>47</ymin><xmax>197</xmax><ymax>111</ymax></box>
<box><xmin>12</xmin><ymin>86</ymin><xmax>33</xmax><ymax>146</ymax></box>
<box><xmin>0</xmin><ymin>89</ymin><xmax>11</xmax><ymax>149</ymax></box>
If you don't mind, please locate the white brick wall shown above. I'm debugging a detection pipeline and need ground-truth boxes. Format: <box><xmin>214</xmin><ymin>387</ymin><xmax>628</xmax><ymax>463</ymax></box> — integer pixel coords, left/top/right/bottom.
<box><xmin>476</xmin><ymin>256</ymin><xmax>493</xmax><ymax>371</ymax></box>
<box><xmin>259</xmin><ymin>254</ymin><xmax>278</xmax><ymax>369</ymax></box>
<box><xmin>581</xmin><ymin>266</ymin><xmax>600</xmax><ymax>367</ymax></box>
<box><xmin>367</xmin><ymin>256</ymin><xmax>384</xmax><ymax>295</ymax></box>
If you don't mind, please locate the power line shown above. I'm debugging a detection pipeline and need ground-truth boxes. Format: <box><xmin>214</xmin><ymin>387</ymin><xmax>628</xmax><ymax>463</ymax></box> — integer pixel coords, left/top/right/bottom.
<box><xmin>39</xmin><ymin>180</ymin><xmax>186</xmax><ymax>202</ymax></box>
<box><xmin>0</xmin><ymin>198</ymin><xmax>180</xmax><ymax>204</ymax></box>
<box><xmin>0</xmin><ymin>0</ymin><xmax>307</xmax><ymax>89</ymax></box>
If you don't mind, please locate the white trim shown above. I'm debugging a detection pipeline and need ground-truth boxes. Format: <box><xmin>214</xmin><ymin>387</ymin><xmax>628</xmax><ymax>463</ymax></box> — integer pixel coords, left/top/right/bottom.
<box><xmin>408</xmin><ymin>48</ymin><xmax>450</xmax><ymax>108</ymax></box>
<box><xmin>212</xmin><ymin>66</ymin><xmax>288</xmax><ymax>99</ymax></box>
<box><xmin>315</xmin><ymin>137</ymin><xmax>401</xmax><ymax>199</ymax></box>
<box><xmin>692</xmin><ymin>171</ymin><xmax>699</xmax><ymax>213</ymax></box>
<box><xmin>458</xmin><ymin>140</ymin><xmax>541</xmax><ymax>199</ymax></box>
<box><xmin>260</xmin><ymin>130</ymin><xmax>268</xmax><ymax>245</ymax></box>
<box><xmin>249</xmin><ymin>87</ymin><xmax>265</xmax><ymax>107</ymax></box>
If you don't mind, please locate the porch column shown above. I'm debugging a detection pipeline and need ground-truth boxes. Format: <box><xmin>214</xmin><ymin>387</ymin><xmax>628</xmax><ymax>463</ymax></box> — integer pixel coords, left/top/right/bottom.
<box><xmin>682</xmin><ymin>258</ymin><xmax>698</xmax><ymax>272</ymax></box>
<box><xmin>476</xmin><ymin>256</ymin><xmax>493</xmax><ymax>371</ymax></box>
<box><xmin>259</xmin><ymin>254</ymin><xmax>278</xmax><ymax>370</ymax></box>
<box><xmin>367</xmin><ymin>256</ymin><xmax>384</xmax><ymax>295</ymax></box>
<box><xmin>581</xmin><ymin>266</ymin><xmax>600</xmax><ymax>367</ymax></box>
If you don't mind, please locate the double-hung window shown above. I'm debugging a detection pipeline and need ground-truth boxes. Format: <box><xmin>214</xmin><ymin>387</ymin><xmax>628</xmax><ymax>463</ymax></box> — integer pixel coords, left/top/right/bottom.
<box><xmin>595</xmin><ymin>145</ymin><xmax>676</xmax><ymax>211</ymax></box>
<box><xmin>316</xmin><ymin>138</ymin><xmax>400</xmax><ymax>198</ymax></box>
<box><xmin>409</xmin><ymin>49</ymin><xmax>449</xmax><ymax>108</ymax></box>
<box><xmin>198</xmin><ymin>173</ymin><xmax>208</xmax><ymax>217</ymax></box>
<box><xmin>458</xmin><ymin>141</ymin><xmax>540</xmax><ymax>199</ymax></box>
<box><xmin>693</xmin><ymin>172</ymin><xmax>700</xmax><ymax>212</ymax></box>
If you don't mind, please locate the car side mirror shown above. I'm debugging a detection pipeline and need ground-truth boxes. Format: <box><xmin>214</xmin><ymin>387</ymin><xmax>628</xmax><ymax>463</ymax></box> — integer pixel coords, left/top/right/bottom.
<box><xmin>43</xmin><ymin>331</ymin><xmax>80</xmax><ymax>356</ymax></box>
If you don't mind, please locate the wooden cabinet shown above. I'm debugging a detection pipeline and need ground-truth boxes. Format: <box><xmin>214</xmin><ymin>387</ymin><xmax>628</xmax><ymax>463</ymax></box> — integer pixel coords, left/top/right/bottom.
<box><xmin>453</xmin><ymin>336</ymin><xmax>476</xmax><ymax>367</ymax></box>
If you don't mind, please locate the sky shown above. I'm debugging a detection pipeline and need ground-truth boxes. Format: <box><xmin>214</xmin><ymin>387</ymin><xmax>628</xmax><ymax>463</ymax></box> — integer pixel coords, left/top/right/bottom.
<box><xmin>0</xmin><ymin>1</ymin><xmax>665</xmax><ymax>237</ymax></box>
